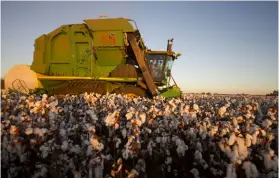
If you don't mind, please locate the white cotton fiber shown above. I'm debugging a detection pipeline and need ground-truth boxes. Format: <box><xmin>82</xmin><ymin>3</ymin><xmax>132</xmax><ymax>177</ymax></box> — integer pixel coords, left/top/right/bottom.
<box><xmin>61</xmin><ymin>141</ymin><xmax>68</xmax><ymax>152</ymax></box>
<box><xmin>225</xmin><ymin>164</ymin><xmax>237</xmax><ymax>178</ymax></box>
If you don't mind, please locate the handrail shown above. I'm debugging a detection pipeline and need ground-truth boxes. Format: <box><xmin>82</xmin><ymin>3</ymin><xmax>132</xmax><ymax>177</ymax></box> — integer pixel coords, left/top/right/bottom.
<box><xmin>127</xmin><ymin>19</ymin><xmax>139</xmax><ymax>30</ymax></box>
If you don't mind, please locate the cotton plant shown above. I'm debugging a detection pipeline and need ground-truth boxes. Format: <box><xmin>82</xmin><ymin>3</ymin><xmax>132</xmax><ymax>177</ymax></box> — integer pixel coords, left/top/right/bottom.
<box><xmin>90</xmin><ymin>136</ymin><xmax>104</xmax><ymax>152</ymax></box>
<box><xmin>262</xmin><ymin>148</ymin><xmax>278</xmax><ymax>172</ymax></box>
<box><xmin>88</xmin><ymin>155</ymin><xmax>104</xmax><ymax>178</ymax></box>
<box><xmin>31</xmin><ymin>163</ymin><xmax>48</xmax><ymax>178</ymax></box>
<box><xmin>224</xmin><ymin>164</ymin><xmax>237</xmax><ymax>178</ymax></box>
<box><xmin>1</xmin><ymin>92</ymin><xmax>278</xmax><ymax>178</ymax></box>
<box><xmin>122</xmin><ymin>135</ymin><xmax>139</xmax><ymax>159</ymax></box>
<box><xmin>85</xmin><ymin>109</ymin><xmax>99</xmax><ymax>121</ymax></box>
<box><xmin>190</xmin><ymin>168</ymin><xmax>200</xmax><ymax>178</ymax></box>
<box><xmin>126</xmin><ymin>169</ymin><xmax>139</xmax><ymax>178</ymax></box>
<box><xmin>104</xmin><ymin>110</ymin><xmax>120</xmax><ymax>130</ymax></box>
<box><xmin>39</xmin><ymin>142</ymin><xmax>51</xmax><ymax>159</ymax></box>
<box><xmin>218</xmin><ymin>103</ymin><xmax>230</xmax><ymax>118</ymax></box>
<box><xmin>242</xmin><ymin>161</ymin><xmax>259</xmax><ymax>178</ymax></box>
<box><xmin>173</xmin><ymin>137</ymin><xmax>188</xmax><ymax>157</ymax></box>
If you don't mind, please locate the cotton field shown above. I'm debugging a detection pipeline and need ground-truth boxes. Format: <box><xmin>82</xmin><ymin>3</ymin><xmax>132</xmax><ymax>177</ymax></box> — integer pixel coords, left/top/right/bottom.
<box><xmin>1</xmin><ymin>91</ymin><xmax>278</xmax><ymax>178</ymax></box>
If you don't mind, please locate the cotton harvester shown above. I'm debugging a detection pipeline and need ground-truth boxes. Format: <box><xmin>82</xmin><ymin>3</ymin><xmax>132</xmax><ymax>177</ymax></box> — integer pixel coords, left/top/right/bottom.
<box><xmin>3</xmin><ymin>17</ymin><xmax>182</xmax><ymax>98</ymax></box>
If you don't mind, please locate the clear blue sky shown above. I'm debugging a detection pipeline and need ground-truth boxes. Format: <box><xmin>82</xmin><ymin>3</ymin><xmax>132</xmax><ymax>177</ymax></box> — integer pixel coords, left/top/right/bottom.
<box><xmin>1</xmin><ymin>1</ymin><xmax>278</xmax><ymax>95</ymax></box>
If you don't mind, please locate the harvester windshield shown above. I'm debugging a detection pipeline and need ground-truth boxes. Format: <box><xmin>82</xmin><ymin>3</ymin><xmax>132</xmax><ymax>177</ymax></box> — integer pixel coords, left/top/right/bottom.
<box><xmin>146</xmin><ymin>54</ymin><xmax>174</xmax><ymax>82</ymax></box>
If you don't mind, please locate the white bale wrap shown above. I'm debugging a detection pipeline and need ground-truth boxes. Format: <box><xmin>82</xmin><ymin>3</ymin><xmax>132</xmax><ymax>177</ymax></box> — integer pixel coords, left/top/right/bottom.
<box><xmin>4</xmin><ymin>65</ymin><xmax>40</xmax><ymax>93</ymax></box>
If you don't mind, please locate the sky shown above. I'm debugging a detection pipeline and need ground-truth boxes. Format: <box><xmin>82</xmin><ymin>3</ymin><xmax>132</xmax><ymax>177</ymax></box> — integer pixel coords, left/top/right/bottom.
<box><xmin>1</xmin><ymin>1</ymin><xmax>278</xmax><ymax>95</ymax></box>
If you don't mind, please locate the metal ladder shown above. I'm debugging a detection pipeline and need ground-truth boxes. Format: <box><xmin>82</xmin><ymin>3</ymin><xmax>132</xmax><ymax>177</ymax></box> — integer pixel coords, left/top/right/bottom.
<box><xmin>12</xmin><ymin>79</ymin><xmax>29</xmax><ymax>93</ymax></box>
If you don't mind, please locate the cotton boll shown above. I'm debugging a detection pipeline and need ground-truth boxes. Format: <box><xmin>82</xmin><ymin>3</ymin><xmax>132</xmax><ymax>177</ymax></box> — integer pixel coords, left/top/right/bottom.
<box><xmin>194</xmin><ymin>150</ymin><xmax>203</xmax><ymax>162</ymax></box>
<box><xmin>231</xmin><ymin>144</ymin><xmax>239</xmax><ymax>163</ymax></box>
<box><xmin>61</xmin><ymin>141</ymin><xmax>68</xmax><ymax>152</ymax></box>
<box><xmin>2</xmin><ymin>120</ymin><xmax>10</xmax><ymax>128</ymax></box>
<box><xmin>271</xmin><ymin>155</ymin><xmax>278</xmax><ymax>171</ymax></box>
<box><xmin>30</xmin><ymin>139</ymin><xmax>37</xmax><ymax>145</ymax></box>
<box><xmin>232</xmin><ymin>117</ymin><xmax>238</xmax><ymax>127</ymax></box>
<box><xmin>165</xmin><ymin>156</ymin><xmax>172</xmax><ymax>165</ymax></box>
<box><xmin>190</xmin><ymin>168</ymin><xmax>200</xmax><ymax>178</ymax></box>
<box><xmin>126</xmin><ymin>169</ymin><xmax>139</xmax><ymax>178</ymax></box>
<box><xmin>69</xmin><ymin>145</ymin><xmax>81</xmax><ymax>154</ymax></box>
<box><xmin>242</xmin><ymin>161</ymin><xmax>259</xmax><ymax>178</ymax></box>
<box><xmin>183</xmin><ymin>105</ymin><xmax>190</xmax><ymax>115</ymax></box>
<box><xmin>86</xmin><ymin>145</ymin><xmax>93</xmax><ymax>157</ymax></box>
<box><xmin>115</xmin><ymin>138</ymin><xmax>121</xmax><ymax>148</ymax></box>
<box><xmin>156</xmin><ymin>136</ymin><xmax>161</xmax><ymax>143</ymax></box>
<box><xmin>105</xmin><ymin>111</ymin><xmax>117</xmax><ymax>127</ymax></box>
<box><xmin>114</xmin><ymin>123</ymin><xmax>119</xmax><ymax>130</ymax></box>
<box><xmin>193</xmin><ymin>104</ymin><xmax>199</xmax><ymax>112</ymax></box>
<box><xmin>244</xmin><ymin>112</ymin><xmax>252</xmax><ymax>119</ymax></box>
<box><xmin>40</xmin><ymin>128</ymin><xmax>48</xmax><ymax>135</ymax></box>
<box><xmin>144</xmin><ymin>127</ymin><xmax>152</xmax><ymax>134</ymax></box>
<box><xmin>125</xmin><ymin>112</ymin><xmax>133</xmax><ymax>120</ymax></box>
<box><xmin>25</xmin><ymin>128</ymin><xmax>33</xmax><ymax>135</ymax></box>
<box><xmin>263</xmin><ymin>150</ymin><xmax>272</xmax><ymax>170</ymax></box>
<box><xmin>236</xmin><ymin>137</ymin><xmax>248</xmax><ymax>160</ymax></box>
<box><xmin>90</xmin><ymin>136</ymin><xmax>104</xmax><ymax>151</ymax></box>
<box><xmin>72</xmin><ymin>170</ymin><xmax>81</xmax><ymax>178</ymax></box>
<box><xmin>9</xmin><ymin>125</ymin><xmax>19</xmax><ymax>135</ymax></box>
<box><xmin>225</xmin><ymin>164</ymin><xmax>237</xmax><ymax>178</ymax></box>
<box><xmin>59</xmin><ymin>129</ymin><xmax>66</xmax><ymax>137</ymax></box>
<box><xmin>39</xmin><ymin>145</ymin><xmax>50</xmax><ymax>159</ymax></box>
<box><xmin>122</xmin><ymin>128</ymin><xmax>127</xmax><ymax>139</ymax></box>
<box><xmin>228</xmin><ymin>133</ymin><xmax>237</xmax><ymax>146</ymax></box>
<box><xmin>86</xmin><ymin>109</ymin><xmax>98</xmax><ymax>121</ymax></box>
<box><xmin>210</xmin><ymin>167</ymin><xmax>218</xmax><ymax>176</ymax></box>
<box><xmin>134</xmin><ymin>119</ymin><xmax>142</xmax><ymax>127</ymax></box>
<box><xmin>33</xmin><ymin>127</ymin><xmax>43</xmax><ymax>137</ymax></box>
<box><xmin>218</xmin><ymin>141</ymin><xmax>226</xmax><ymax>152</ymax></box>
<box><xmin>147</xmin><ymin>140</ymin><xmax>154</xmax><ymax>155</ymax></box>
<box><xmin>220</xmin><ymin>127</ymin><xmax>229</xmax><ymax>137</ymax></box>
<box><xmin>196</xmin><ymin>141</ymin><xmax>203</xmax><ymax>153</ymax></box>
<box><xmin>252</xmin><ymin>130</ymin><xmax>259</xmax><ymax>145</ymax></box>
<box><xmin>218</xmin><ymin>106</ymin><xmax>228</xmax><ymax>118</ymax></box>
<box><xmin>245</xmin><ymin>133</ymin><xmax>253</xmax><ymax>147</ymax></box>
<box><xmin>262</xmin><ymin>119</ymin><xmax>272</xmax><ymax>129</ymax></box>
<box><xmin>20</xmin><ymin>153</ymin><xmax>27</xmax><ymax>163</ymax></box>
<box><xmin>260</xmin><ymin>129</ymin><xmax>266</xmax><ymax>136</ymax></box>
<box><xmin>138</xmin><ymin>112</ymin><xmax>146</xmax><ymax>124</ymax></box>
<box><xmin>176</xmin><ymin>144</ymin><xmax>188</xmax><ymax>157</ymax></box>
<box><xmin>266</xmin><ymin>133</ymin><xmax>275</xmax><ymax>142</ymax></box>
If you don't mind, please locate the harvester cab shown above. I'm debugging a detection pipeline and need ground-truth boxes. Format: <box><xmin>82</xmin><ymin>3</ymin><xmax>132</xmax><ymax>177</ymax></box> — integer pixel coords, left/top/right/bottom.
<box><xmin>3</xmin><ymin>17</ymin><xmax>182</xmax><ymax>98</ymax></box>
<box><xmin>146</xmin><ymin>42</ymin><xmax>181</xmax><ymax>82</ymax></box>
<box><xmin>144</xmin><ymin>39</ymin><xmax>181</xmax><ymax>97</ymax></box>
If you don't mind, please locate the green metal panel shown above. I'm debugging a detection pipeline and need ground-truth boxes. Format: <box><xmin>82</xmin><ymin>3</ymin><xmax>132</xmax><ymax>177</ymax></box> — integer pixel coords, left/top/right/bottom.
<box><xmin>96</xmin><ymin>66</ymin><xmax>118</xmax><ymax>77</ymax></box>
<box><xmin>71</xmin><ymin>24</ymin><xmax>93</xmax><ymax>77</ymax></box>
<box><xmin>49</xmin><ymin>64</ymin><xmax>71</xmax><ymax>76</ymax></box>
<box><xmin>30</xmin><ymin>35</ymin><xmax>49</xmax><ymax>74</ymax></box>
<box><xmin>74</xmin><ymin>42</ymin><xmax>91</xmax><ymax>76</ymax></box>
<box><xmin>159</xmin><ymin>86</ymin><xmax>182</xmax><ymax>99</ymax></box>
<box><xmin>92</xmin><ymin>30</ymin><xmax>126</xmax><ymax>76</ymax></box>
<box><xmin>84</xmin><ymin>18</ymin><xmax>134</xmax><ymax>32</ymax></box>
<box><xmin>96</xmin><ymin>48</ymin><xmax>124</xmax><ymax>66</ymax></box>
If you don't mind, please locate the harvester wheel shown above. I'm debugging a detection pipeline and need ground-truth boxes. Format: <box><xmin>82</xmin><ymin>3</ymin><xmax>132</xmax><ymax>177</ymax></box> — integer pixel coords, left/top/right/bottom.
<box><xmin>114</xmin><ymin>85</ymin><xmax>147</xmax><ymax>98</ymax></box>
